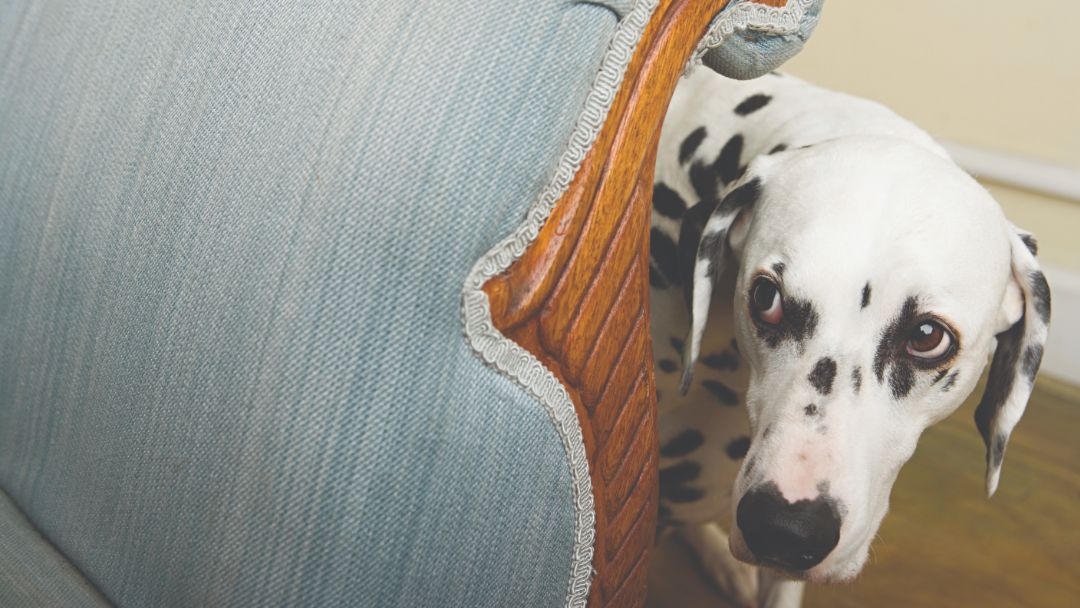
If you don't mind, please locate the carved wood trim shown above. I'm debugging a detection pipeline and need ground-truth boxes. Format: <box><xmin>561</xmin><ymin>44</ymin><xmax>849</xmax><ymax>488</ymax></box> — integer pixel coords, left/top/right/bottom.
<box><xmin>478</xmin><ymin>0</ymin><xmax>789</xmax><ymax>606</ymax></box>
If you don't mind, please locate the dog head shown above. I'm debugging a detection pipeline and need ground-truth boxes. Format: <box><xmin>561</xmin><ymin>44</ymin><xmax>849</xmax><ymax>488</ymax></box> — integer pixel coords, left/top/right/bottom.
<box><xmin>679</xmin><ymin>136</ymin><xmax>1051</xmax><ymax>583</ymax></box>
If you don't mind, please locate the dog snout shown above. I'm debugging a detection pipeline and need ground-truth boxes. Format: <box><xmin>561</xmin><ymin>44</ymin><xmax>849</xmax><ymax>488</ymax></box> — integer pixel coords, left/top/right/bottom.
<box><xmin>736</xmin><ymin>482</ymin><xmax>841</xmax><ymax>571</ymax></box>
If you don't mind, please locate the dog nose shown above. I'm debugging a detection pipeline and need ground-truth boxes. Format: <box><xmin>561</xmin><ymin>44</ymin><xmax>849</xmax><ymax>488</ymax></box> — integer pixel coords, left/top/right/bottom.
<box><xmin>736</xmin><ymin>483</ymin><xmax>841</xmax><ymax>571</ymax></box>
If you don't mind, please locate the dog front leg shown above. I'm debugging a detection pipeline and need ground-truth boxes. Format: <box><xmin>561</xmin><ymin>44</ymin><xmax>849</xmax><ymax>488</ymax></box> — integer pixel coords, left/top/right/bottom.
<box><xmin>676</xmin><ymin>522</ymin><xmax>759</xmax><ymax>607</ymax></box>
<box><xmin>757</xmin><ymin>568</ymin><xmax>804</xmax><ymax>608</ymax></box>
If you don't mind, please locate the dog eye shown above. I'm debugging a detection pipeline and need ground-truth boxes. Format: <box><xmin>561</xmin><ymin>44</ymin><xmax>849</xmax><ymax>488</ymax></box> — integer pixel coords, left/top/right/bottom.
<box><xmin>905</xmin><ymin>321</ymin><xmax>953</xmax><ymax>360</ymax></box>
<box><xmin>750</xmin><ymin>276</ymin><xmax>783</xmax><ymax>325</ymax></box>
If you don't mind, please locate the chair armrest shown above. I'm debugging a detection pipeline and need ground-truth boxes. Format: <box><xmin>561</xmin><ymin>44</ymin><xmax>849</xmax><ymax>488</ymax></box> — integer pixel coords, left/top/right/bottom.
<box><xmin>483</xmin><ymin>1</ymin><xmax>745</xmax><ymax>605</ymax></box>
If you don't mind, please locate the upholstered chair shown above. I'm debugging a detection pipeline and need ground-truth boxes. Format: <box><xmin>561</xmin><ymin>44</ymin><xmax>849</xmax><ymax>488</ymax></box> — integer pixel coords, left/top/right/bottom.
<box><xmin>0</xmin><ymin>1</ymin><xmax>819</xmax><ymax>605</ymax></box>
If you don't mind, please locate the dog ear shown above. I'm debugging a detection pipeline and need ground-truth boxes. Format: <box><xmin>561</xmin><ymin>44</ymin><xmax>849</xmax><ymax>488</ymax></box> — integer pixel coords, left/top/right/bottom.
<box><xmin>678</xmin><ymin>176</ymin><xmax>761</xmax><ymax>394</ymax></box>
<box><xmin>973</xmin><ymin>225</ymin><xmax>1051</xmax><ymax>497</ymax></box>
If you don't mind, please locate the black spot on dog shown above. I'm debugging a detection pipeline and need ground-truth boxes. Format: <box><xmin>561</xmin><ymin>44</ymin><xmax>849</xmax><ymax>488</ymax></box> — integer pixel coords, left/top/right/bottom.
<box><xmin>650</xmin><ymin>227</ymin><xmax>680</xmax><ymax>285</ymax></box>
<box><xmin>1030</xmin><ymin>270</ymin><xmax>1051</xmax><ymax>324</ymax></box>
<box><xmin>992</xmin><ymin>433</ymin><xmax>1007</xmax><ymax>468</ymax></box>
<box><xmin>817</xmin><ymin>425</ymin><xmax>828</xmax><ymax>435</ymax></box>
<box><xmin>653</xmin><ymin>183</ymin><xmax>688</xmax><ymax>219</ymax></box>
<box><xmin>932</xmin><ymin>369</ymin><xmax>948</xmax><ymax>384</ymax></box>
<box><xmin>1020</xmin><ymin>233</ymin><xmax>1039</xmax><ymax>256</ymax></box>
<box><xmin>679</xmin><ymin>126</ymin><xmax>707</xmax><ymax>165</ymax></box>
<box><xmin>718</xmin><ymin>176</ymin><xmax>762</xmax><ymax>214</ymax></box>
<box><xmin>702</xmin><ymin>350</ymin><xmax>739</xmax><ymax>371</ymax></box>
<box><xmin>677</xmin><ymin>200</ymin><xmax>717</xmax><ymax>302</ymax></box>
<box><xmin>734</xmin><ymin>164</ymin><xmax>748</xmax><ymax>183</ymax></box>
<box><xmin>734</xmin><ymin>93</ymin><xmax>772</xmax><ymax>116</ymax></box>
<box><xmin>771</xmin><ymin>262</ymin><xmax>786</xmax><ymax>277</ymax></box>
<box><xmin>649</xmin><ymin>263</ymin><xmax>667</xmax><ymax>289</ymax></box>
<box><xmin>871</xmin><ymin>296</ymin><xmax>926</xmax><ymax>399</ymax></box>
<box><xmin>702</xmin><ymin>380</ymin><xmax>739</xmax><ymax>406</ymax></box>
<box><xmin>670</xmin><ymin>337</ymin><xmax>684</xmax><ymax>355</ymax></box>
<box><xmin>804</xmin><ymin>403</ymin><xmax>819</xmax><ymax>417</ymax></box>
<box><xmin>663</xmin><ymin>485</ymin><xmax>706</xmax><ymax>503</ymax></box>
<box><xmin>673</xmin><ymin>198</ymin><xmax>708</xmax><ymax>248</ymax></box>
<box><xmin>942</xmin><ymin>370</ymin><xmax>959</xmax><ymax>392</ymax></box>
<box><xmin>889</xmin><ymin>362</ymin><xmax>915</xmax><ymax>399</ymax></box>
<box><xmin>726</xmin><ymin>436</ymin><xmax>751</xmax><ymax>460</ymax></box>
<box><xmin>975</xmin><ymin>320</ymin><xmax>1024</xmax><ymax>449</ymax></box>
<box><xmin>1022</xmin><ymin>344</ymin><xmax>1043</xmax><ymax>381</ymax></box>
<box><xmin>768</xmin><ymin>143</ymin><xmax>788</xmax><ymax>155</ymax></box>
<box><xmin>861</xmin><ymin>283</ymin><xmax>871</xmax><ymax>309</ymax></box>
<box><xmin>808</xmin><ymin>357</ymin><xmax>837</xmax><ymax>396</ymax></box>
<box><xmin>698</xmin><ymin>228</ymin><xmax>726</xmax><ymax>260</ymax></box>
<box><xmin>787</xmin><ymin>298</ymin><xmax>820</xmax><ymax>343</ymax></box>
<box><xmin>690</xmin><ymin>161</ymin><xmax>719</xmax><ymax>204</ymax></box>
<box><xmin>660</xmin><ymin>429</ymin><xmax>705</xmax><ymax>458</ymax></box>
<box><xmin>716</xmin><ymin>134</ymin><xmax>745</xmax><ymax>185</ymax></box>
<box><xmin>686</xmin><ymin>177</ymin><xmax>753</xmax><ymax>291</ymax></box>
<box><xmin>758</xmin><ymin>294</ymin><xmax>819</xmax><ymax>349</ymax></box>
<box><xmin>689</xmin><ymin>136</ymin><xmax>747</xmax><ymax>203</ymax></box>
<box><xmin>660</xmin><ymin>460</ymin><xmax>701</xmax><ymax>486</ymax></box>
<box><xmin>851</xmin><ymin>367</ymin><xmax>862</xmax><ymax>394</ymax></box>
<box><xmin>658</xmin><ymin>359</ymin><xmax>678</xmax><ymax>374</ymax></box>
<box><xmin>874</xmin><ymin>296</ymin><xmax>919</xmax><ymax>383</ymax></box>
<box><xmin>697</xmin><ymin>231</ymin><xmax>728</xmax><ymax>285</ymax></box>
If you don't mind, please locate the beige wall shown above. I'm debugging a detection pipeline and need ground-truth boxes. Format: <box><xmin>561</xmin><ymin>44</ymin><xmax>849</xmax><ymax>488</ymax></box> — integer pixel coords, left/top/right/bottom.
<box><xmin>991</xmin><ymin>184</ymin><xmax>1080</xmax><ymax>271</ymax></box>
<box><xmin>783</xmin><ymin>0</ymin><xmax>1080</xmax><ymax>271</ymax></box>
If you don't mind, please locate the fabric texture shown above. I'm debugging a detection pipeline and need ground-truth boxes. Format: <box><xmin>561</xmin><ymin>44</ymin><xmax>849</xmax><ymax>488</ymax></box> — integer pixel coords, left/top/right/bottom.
<box><xmin>696</xmin><ymin>0</ymin><xmax>823</xmax><ymax>80</ymax></box>
<box><xmin>0</xmin><ymin>489</ymin><xmax>110</xmax><ymax>607</ymax></box>
<box><xmin>0</xmin><ymin>1</ymin><xmax>628</xmax><ymax>606</ymax></box>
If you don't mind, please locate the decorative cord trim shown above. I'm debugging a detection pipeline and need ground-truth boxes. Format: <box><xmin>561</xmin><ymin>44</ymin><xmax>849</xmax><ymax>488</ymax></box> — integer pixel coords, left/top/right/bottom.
<box><xmin>687</xmin><ymin>0</ymin><xmax>817</xmax><ymax>69</ymax></box>
<box><xmin>460</xmin><ymin>1</ymin><xmax>658</xmax><ymax>606</ymax></box>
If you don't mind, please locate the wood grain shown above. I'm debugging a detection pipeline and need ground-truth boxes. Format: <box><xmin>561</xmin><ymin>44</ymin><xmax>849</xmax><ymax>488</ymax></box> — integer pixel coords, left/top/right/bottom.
<box><xmin>478</xmin><ymin>0</ymin><xmax>763</xmax><ymax>605</ymax></box>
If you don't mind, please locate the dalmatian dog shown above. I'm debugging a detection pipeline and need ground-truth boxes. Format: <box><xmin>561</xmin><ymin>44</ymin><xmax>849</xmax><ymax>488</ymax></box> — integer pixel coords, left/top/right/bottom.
<box><xmin>649</xmin><ymin>66</ymin><xmax>1051</xmax><ymax>607</ymax></box>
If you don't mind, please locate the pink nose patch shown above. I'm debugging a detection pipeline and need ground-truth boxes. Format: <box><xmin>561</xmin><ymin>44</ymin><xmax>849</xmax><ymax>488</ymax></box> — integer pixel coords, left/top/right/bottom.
<box><xmin>771</xmin><ymin>440</ymin><xmax>833</xmax><ymax>502</ymax></box>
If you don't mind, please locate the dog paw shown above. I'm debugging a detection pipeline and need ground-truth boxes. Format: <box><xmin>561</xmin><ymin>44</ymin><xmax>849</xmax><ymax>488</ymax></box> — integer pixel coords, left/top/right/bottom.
<box><xmin>677</xmin><ymin>522</ymin><xmax>759</xmax><ymax>607</ymax></box>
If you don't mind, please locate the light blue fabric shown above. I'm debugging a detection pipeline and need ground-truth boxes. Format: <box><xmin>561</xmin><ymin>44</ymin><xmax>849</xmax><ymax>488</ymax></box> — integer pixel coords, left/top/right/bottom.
<box><xmin>0</xmin><ymin>489</ymin><xmax>110</xmax><ymax>607</ymax></box>
<box><xmin>0</xmin><ymin>1</ymin><xmax>628</xmax><ymax>606</ymax></box>
<box><xmin>701</xmin><ymin>0</ymin><xmax>824</xmax><ymax>80</ymax></box>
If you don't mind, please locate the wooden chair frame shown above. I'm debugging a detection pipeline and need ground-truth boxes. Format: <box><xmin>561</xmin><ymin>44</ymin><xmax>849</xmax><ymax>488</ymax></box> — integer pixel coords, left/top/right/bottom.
<box><xmin>482</xmin><ymin>0</ymin><xmax>788</xmax><ymax>604</ymax></box>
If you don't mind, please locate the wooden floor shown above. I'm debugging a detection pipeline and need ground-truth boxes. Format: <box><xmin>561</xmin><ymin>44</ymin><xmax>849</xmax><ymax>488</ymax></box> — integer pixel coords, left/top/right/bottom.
<box><xmin>647</xmin><ymin>378</ymin><xmax>1080</xmax><ymax>607</ymax></box>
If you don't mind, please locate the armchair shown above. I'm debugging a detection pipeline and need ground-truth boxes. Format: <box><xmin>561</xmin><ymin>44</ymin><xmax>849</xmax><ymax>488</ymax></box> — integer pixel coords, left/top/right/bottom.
<box><xmin>0</xmin><ymin>0</ymin><xmax>819</xmax><ymax>605</ymax></box>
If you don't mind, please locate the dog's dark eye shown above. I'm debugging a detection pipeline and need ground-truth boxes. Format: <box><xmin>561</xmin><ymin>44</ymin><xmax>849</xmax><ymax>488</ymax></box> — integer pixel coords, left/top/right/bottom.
<box><xmin>750</xmin><ymin>276</ymin><xmax>783</xmax><ymax>325</ymax></box>
<box><xmin>905</xmin><ymin>321</ymin><xmax>953</xmax><ymax>360</ymax></box>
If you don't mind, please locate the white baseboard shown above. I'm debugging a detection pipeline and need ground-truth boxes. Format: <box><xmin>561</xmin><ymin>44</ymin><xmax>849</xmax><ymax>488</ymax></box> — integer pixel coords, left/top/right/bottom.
<box><xmin>940</xmin><ymin>139</ymin><xmax>1080</xmax><ymax>203</ymax></box>
<box><xmin>1041</xmin><ymin>265</ymin><xmax>1080</xmax><ymax>387</ymax></box>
